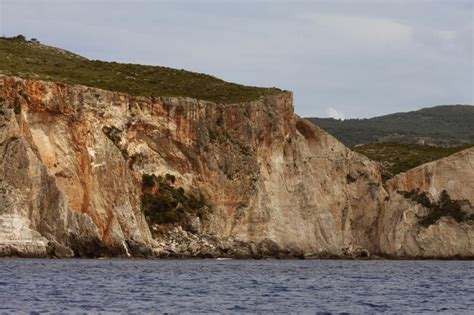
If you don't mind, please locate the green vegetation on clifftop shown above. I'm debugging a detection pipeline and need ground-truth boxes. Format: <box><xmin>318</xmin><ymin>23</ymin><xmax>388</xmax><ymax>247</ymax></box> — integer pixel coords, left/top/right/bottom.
<box><xmin>0</xmin><ymin>35</ymin><xmax>282</xmax><ymax>103</ymax></box>
<box><xmin>354</xmin><ymin>143</ymin><xmax>473</xmax><ymax>181</ymax></box>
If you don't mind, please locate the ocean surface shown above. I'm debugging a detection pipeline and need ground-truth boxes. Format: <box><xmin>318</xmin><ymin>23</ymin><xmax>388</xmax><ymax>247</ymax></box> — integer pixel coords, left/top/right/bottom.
<box><xmin>0</xmin><ymin>259</ymin><xmax>473</xmax><ymax>314</ymax></box>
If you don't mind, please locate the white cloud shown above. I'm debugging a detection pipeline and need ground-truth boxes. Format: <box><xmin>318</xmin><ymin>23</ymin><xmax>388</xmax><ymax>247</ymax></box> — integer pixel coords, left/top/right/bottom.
<box><xmin>412</xmin><ymin>24</ymin><xmax>473</xmax><ymax>59</ymax></box>
<box><xmin>325</xmin><ymin>107</ymin><xmax>346</xmax><ymax>120</ymax></box>
<box><xmin>290</xmin><ymin>12</ymin><xmax>414</xmax><ymax>58</ymax></box>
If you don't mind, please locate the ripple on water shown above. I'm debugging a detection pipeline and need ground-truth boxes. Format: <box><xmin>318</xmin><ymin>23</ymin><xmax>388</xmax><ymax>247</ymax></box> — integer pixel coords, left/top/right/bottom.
<box><xmin>0</xmin><ymin>259</ymin><xmax>473</xmax><ymax>313</ymax></box>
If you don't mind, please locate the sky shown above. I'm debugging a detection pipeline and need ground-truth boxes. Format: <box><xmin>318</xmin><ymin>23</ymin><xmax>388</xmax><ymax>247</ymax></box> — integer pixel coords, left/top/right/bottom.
<box><xmin>0</xmin><ymin>0</ymin><xmax>472</xmax><ymax>118</ymax></box>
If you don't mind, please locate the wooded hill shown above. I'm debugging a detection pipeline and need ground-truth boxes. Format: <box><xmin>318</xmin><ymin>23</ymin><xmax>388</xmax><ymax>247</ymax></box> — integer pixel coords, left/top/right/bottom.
<box><xmin>307</xmin><ymin>105</ymin><xmax>474</xmax><ymax>147</ymax></box>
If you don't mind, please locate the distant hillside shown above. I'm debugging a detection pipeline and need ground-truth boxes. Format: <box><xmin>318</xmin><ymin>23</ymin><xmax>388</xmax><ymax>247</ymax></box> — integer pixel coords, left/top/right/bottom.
<box><xmin>353</xmin><ymin>143</ymin><xmax>473</xmax><ymax>181</ymax></box>
<box><xmin>0</xmin><ymin>35</ymin><xmax>282</xmax><ymax>103</ymax></box>
<box><xmin>306</xmin><ymin>105</ymin><xmax>474</xmax><ymax>147</ymax></box>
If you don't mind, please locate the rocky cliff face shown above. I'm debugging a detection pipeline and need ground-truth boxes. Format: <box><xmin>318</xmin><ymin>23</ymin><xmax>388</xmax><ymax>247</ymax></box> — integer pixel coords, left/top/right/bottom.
<box><xmin>378</xmin><ymin>148</ymin><xmax>474</xmax><ymax>258</ymax></box>
<box><xmin>0</xmin><ymin>76</ymin><xmax>153</xmax><ymax>257</ymax></box>
<box><xmin>0</xmin><ymin>103</ymin><xmax>103</xmax><ymax>257</ymax></box>
<box><xmin>0</xmin><ymin>75</ymin><xmax>471</xmax><ymax>258</ymax></box>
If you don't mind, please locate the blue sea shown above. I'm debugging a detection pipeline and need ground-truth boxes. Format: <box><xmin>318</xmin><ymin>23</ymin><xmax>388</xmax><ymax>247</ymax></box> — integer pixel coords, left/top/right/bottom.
<box><xmin>0</xmin><ymin>259</ymin><xmax>473</xmax><ymax>314</ymax></box>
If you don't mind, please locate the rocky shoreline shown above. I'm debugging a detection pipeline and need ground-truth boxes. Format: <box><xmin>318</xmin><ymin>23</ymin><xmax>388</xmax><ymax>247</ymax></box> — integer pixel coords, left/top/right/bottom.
<box><xmin>2</xmin><ymin>224</ymin><xmax>473</xmax><ymax>260</ymax></box>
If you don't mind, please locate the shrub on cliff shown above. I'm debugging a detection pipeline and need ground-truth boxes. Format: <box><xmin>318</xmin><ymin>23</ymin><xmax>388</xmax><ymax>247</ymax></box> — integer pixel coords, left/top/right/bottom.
<box><xmin>141</xmin><ymin>174</ymin><xmax>210</xmax><ymax>225</ymax></box>
<box><xmin>165</xmin><ymin>173</ymin><xmax>176</xmax><ymax>184</ymax></box>
<box><xmin>399</xmin><ymin>189</ymin><xmax>474</xmax><ymax>227</ymax></box>
<box><xmin>142</xmin><ymin>174</ymin><xmax>155</xmax><ymax>188</ymax></box>
<box><xmin>419</xmin><ymin>190</ymin><xmax>473</xmax><ymax>227</ymax></box>
<box><xmin>14</xmin><ymin>34</ymin><xmax>26</xmax><ymax>41</ymax></box>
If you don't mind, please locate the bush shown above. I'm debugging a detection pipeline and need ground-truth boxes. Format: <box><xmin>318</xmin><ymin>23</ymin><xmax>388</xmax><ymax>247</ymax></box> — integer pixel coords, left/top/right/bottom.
<box><xmin>142</xmin><ymin>174</ymin><xmax>155</xmax><ymax>188</ymax></box>
<box><xmin>399</xmin><ymin>189</ymin><xmax>474</xmax><ymax>227</ymax></box>
<box><xmin>13</xmin><ymin>97</ymin><xmax>21</xmax><ymax>114</ymax></box>
<box><xmin>419</xmin><ymin>190</ymin><xmax>471</xmax><ymax>227</ymax></box>
<box><xmin>141</xmin><ymin>174</ymin><xmax>210</xmax><ymax>225</ymax></box>
<box><xmin>399</xmin><ymin>189</ymin><xmax>432</xmax><ymax>209</ymax></box>
<box><xmin>14</xmin><ymin>34</ymin><xmax>26</xmax><ymax>41</ymax></box>
<box><xmin>165</xmin><ymin>173</ymin><xmax>176</xmax><ymax>184</ymax></box>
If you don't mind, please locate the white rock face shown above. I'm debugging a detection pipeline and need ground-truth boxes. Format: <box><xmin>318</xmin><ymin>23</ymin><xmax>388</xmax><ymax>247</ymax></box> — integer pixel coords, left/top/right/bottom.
<box><xmin>0</xmin><ymin>104</ymin><xmax>108</xmax><ymax>257</ymax></box>
<box><xmin>232</xmin><ymin>118</ymin><xmax>386</xmax><ymax>255</ymax></box>
<box><xmin>0</xmin><ymin>214</ymin><xmax>47</xmax><ymax>257</ymax></box>
<box><xmin>385</xmin><ymin>148</ymin><xmax>474</xmax><ymax>203</ymax></box>
<box><xmin>378</xmin><ymin>148</ymin><xmax>474</xmax><ymax>258</ymax></box>
<box><xmin>0</xmin><ymin>75</ymin><xmax>472</xmax><ymax>258</ymax></box>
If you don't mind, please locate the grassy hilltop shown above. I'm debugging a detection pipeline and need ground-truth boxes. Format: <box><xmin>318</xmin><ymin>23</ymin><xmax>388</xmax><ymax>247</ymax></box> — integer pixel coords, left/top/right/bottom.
<box><xmin>0</xmin><ymin>35</ymin><xmax>281</xmax><ymax>103</ymax></box>
<box><xmin>353</xmin><ymin>143</ymin><xmax>473</xmax><ymax>181</ymax></box>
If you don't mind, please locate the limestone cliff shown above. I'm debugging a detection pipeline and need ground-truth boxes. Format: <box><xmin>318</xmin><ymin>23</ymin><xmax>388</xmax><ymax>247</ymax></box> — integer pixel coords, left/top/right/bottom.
<box><xmin>0</xmin><ymin>76</ymin><xmax>152</xmax><ymax>257</ymax></box>
<box><xmin>378</xmin><ymin>148</ymin><xmax>474</xmax><ymax>258</ymax></box>
<box><xmin>0</xmin><ymin>74</ymin><xmax>472</xmax><ymax>258</ymax></box>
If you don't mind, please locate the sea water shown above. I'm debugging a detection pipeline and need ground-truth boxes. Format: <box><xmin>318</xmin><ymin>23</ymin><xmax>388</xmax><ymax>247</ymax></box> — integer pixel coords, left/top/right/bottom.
<box><xmin>0</xmin><ymin>259</ymin><xmax>473</xmax><ymax>313</ymax></box>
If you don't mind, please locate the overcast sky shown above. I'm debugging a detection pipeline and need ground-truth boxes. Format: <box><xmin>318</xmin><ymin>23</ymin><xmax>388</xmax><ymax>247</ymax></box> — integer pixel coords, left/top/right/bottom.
<box><xmin>0</xmin><ymin>0</ymin><xmax>472</xmax><ymax>118</ymax></box>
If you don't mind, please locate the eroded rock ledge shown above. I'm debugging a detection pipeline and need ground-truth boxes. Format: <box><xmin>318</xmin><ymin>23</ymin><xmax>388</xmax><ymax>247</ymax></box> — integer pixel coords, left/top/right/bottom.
<box><xmin>0</xmin><ymin>75</ymin><xmax>472</xmax><ymax>259</ymax></box>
